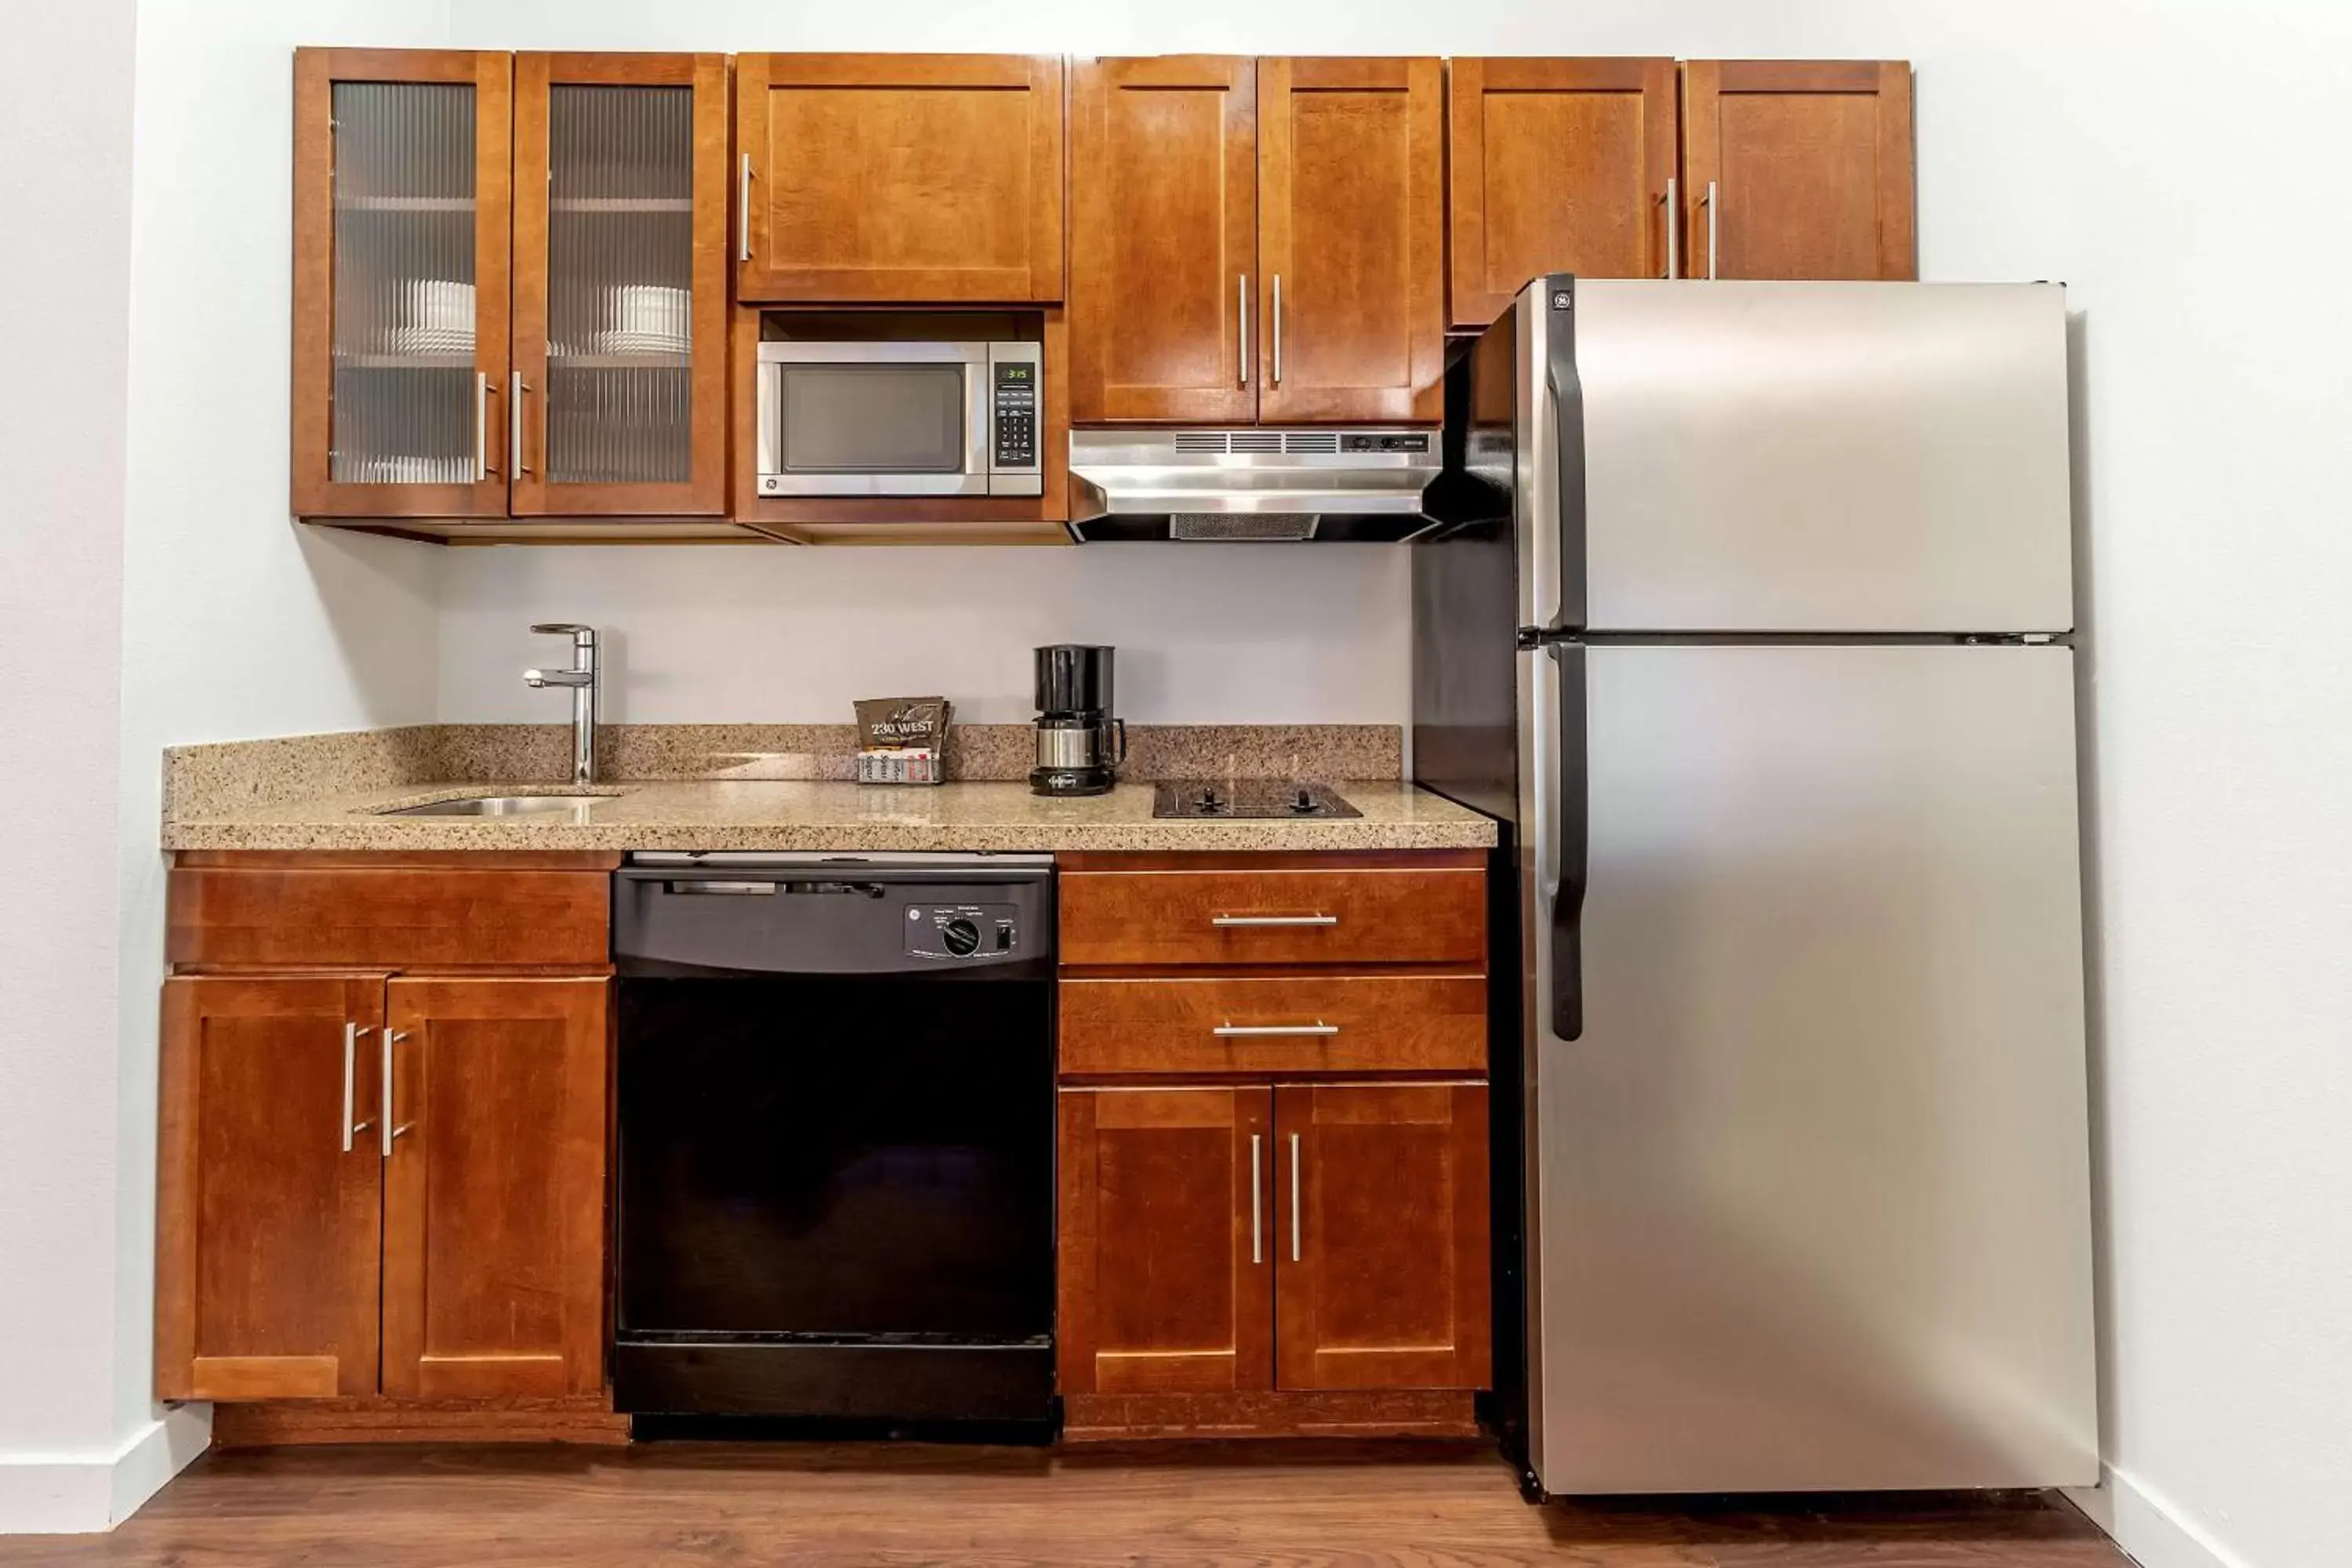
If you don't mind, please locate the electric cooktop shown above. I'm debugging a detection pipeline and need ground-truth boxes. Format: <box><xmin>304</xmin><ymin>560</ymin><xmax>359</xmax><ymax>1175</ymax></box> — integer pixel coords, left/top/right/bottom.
<box><xmin>1151</xmin><ymin>781</ymin><xmax>1362</xmax><ymax>819</ymax></box>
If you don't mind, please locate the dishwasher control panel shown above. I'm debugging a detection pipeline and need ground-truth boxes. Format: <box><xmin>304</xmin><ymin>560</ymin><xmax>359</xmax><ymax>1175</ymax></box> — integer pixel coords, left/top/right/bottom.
<box><xmin>905</xmin><ymin>902</ymin><xmax>1021</xmax><ymax>961</ymax></box>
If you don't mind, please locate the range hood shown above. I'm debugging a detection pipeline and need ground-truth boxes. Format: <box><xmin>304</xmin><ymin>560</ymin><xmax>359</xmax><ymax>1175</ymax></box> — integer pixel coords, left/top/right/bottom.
<box><xmin>1066</xmin><ymin>428</ymin><xmax>1442</xmax><ymax>542</ymax></box>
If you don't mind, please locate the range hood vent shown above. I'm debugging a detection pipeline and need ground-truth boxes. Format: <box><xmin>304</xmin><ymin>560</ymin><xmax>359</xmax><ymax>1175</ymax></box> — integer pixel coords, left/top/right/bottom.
<box><xmin>1068</xmin><ymin>427</ymin><xmax>1441</xmax><ymax>543</ymax></box>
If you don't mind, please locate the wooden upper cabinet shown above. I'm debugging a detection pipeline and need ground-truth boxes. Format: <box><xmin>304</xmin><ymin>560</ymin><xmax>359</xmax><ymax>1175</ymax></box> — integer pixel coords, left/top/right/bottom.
<box><xmin>291</xmin><ymin>50</ymin><xmax>513</xmax><ymax>520</ymax></box>
<box><xmin>510</xmin><ymin>53</ymin><xmax>731</xmax><ymax>517</ymax></box>
<box><xmin>1257</xmin><ymin>57</ymin><xmax>1446</xmax><ymax>423</ymax></box>
<box><xmin>1069</xmin><ymin>56</ymin><xmax>1258</xmax><ymax>423</ymax></box>
<box><xmin>1058</xmin><ymin>1087</ymin><xmax>1273</xmax><ymax>1396</ymax></box>
<box><xmin>1275</xmin><ymin>1082</ymin><xmax>1489</xmax><ymax>1392</ymax></box>
<box><xmin>156</xmin><ymin>977</ymin><xmax>387</xmax><ymax>1401</ymax></box>
<box><xmin>1682</xmin><ymin>60</ymin><xmax>1916</xmax><ymax>281</ymax></box>
<box><xmin>735</xmin><ymin>53</ymin><xmax>1065</xmax><ymax>303</ymax></box>
<box><xmin>1447</xmin><ymin>57</ymin><xmax>1679</xmax><ymax>328</ymax></box>
<box><xmin>380</xmin><ymin>978</ymin><xmax>609</xmax><ymax>1400</ymax></box>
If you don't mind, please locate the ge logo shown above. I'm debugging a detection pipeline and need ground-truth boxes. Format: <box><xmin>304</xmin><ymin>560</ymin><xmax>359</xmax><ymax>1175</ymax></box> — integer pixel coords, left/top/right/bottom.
<box><xmin>1550</xmin><ymin>290</ymin><xmax>1573</xmax><ymax>311</ymax></box>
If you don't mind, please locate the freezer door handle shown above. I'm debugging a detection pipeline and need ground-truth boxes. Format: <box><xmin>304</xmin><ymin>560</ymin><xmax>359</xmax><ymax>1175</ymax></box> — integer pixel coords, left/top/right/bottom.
<box><xmin>1541</xmin><ymin>278</ymin><xmax>1586</xmax><ymax>631</ymax></box>
<box><xmin>1551</xmin><ymin>641</ymin><xmax>1588</xmax><ymax>1040</ymax></box>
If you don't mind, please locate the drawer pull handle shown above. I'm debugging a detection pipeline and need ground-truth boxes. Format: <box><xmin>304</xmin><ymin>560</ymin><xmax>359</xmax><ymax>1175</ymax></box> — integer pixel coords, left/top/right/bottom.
<box><xmin>1290</xmin><ymin>1131</ymin><xmax>1302</xmax><ymax>1262</ymax></box>
<box><xmin>1213</xmin><ymin>1022</ymin><xmax>1340</xmax><ymax>1038</ymax></box>
<box><xmin>1210</xmin><ymin>913</ymin><xmax>1338</xmax><ymax>927</ymax></box>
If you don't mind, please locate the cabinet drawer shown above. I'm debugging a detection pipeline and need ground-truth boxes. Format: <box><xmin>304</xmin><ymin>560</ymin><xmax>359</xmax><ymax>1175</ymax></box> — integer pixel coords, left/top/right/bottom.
<box><xmin>1061</xmin><ymin>975</ymin><xmax>1486</xmax><ymax>1076</ymax></box>
<box><xmin>169</xmin><ymin>865</ymin><xmax>610</xmax><ymax>970</ymax></box>
<box><xmin>1058</xmin><ymin>866</ymin><xmax>1484</xmax><ymax>968</ymax></box>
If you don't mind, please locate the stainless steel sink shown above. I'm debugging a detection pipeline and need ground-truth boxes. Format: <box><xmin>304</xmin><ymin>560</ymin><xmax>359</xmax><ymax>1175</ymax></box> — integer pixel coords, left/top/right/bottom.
<box><xmin>379</xmin><ymin>794</ymin><xmax>602</xmax><ymax>818</ymax></box>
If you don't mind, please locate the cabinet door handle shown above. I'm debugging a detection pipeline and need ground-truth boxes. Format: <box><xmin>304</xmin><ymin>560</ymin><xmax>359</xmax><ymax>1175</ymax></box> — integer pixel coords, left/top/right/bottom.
<box><xmin>475</xmin><ymin>373</ymin><xmax>493</xmax><ymax>481</ymax></box>
<box><xmin>1704</xmin><ymin>180</ymin><xmax>1719</xmax><ymax>280</ymax></box>
<box><xmin>380</xmin><ymin>1029</ymin><xmax>412</xmax><ymax>1156</ymax></box>
<box><xmin>1271</xmin><ymin>273</ymin><xmax>1283</xmax><ymax>386</ymax></box>
<box><xmin>1238</xmin><ymin>274</ymin><xmax>1250</xmax><ymax>387</ymax></box>
<box><xmin>1664</xmin><ymin>176</ymin><xmax>1679</xmax><ymax>279</ymax></box>
<box><xmin>1289</xmin><ymin>1131</ymin><xmax>1302</xmax><ymax>1263</ymax></box>
<box><xmin>739</xmin><ymin>154</ymin><xmax>753</xmax><ymax>263</ymax></box>
<box><xmin>1213</xmin><ymin>1022</ymin><xmax>1339</xmax><ymax>1038</ymax></box>
<box><xmin>340</xmin><ymin>1023</ymin><xmax>375</xmax><ymax>1150</ymax></box>
<box><xmin>510</xmin><ymin>371</ymin><xmax>529</xmax><ymax>477</ymax></box>
<box><xmin>1250</xmin><ymin>1133</ymin><xmax>1263</xmax><ymax>1265</ymax></box>
<box><xmin>1211</xmin><ymin>913</ymin><xmax>1337</xmax><ymax>927</ymax></box>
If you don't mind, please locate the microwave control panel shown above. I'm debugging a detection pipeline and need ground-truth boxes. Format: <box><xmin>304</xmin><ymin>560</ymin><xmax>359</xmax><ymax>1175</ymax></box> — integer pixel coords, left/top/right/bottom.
<box><xmin>986</xmin><ymin>346</ymin><xmax>1044</xmax><ymax>495</ymax></box>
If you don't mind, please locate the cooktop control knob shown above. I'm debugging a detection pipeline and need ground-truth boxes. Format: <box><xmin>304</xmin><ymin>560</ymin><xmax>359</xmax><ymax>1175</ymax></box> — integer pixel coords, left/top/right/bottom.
<box><xmin>942</xmin><ymin>917</ymin><xmax>982</xmax><ymax>957</ymax></box>
<box><xmin>1291</xmin><ymin>786</ymin><xmax>1319</xmax><ymax>814</ymax></box>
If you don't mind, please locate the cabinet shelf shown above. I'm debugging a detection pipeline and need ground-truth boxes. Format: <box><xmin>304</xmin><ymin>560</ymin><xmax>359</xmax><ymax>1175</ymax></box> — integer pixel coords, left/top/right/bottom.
<box><xmin>549</xmin><ymin>197</ymin><xmax>693</xmax><ymax>213</ymax></box>
<box><xmin>333</xmin><ymin>352</ymin><xmax>474</xmax><ymax>369</ymax></box>
<box><xmin>547</xmin><ymin>353</ymin><xmax>691</xmax><ymax>370</ymax></box>
<box><xmin>336</xmin><ymin>195</ymin><xmax>475</xmax><ymax>212</ymax></box>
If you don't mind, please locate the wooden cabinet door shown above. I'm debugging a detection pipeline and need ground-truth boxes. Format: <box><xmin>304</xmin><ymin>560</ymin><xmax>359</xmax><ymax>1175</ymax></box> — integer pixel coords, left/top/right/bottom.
<box><xmin>1274</xmin><ymin>1082</ymin><xmax>1489</xmax><ymax>1391</ymax></box>
<box><xmin>1058</xmin><ymin>1088</ymin><xmax>1273</xmax><ymax>1396</ymax></box>
<box><xmin>1256</xmin><ymin>58</ymin><xmax>1445</xmax><ymax>423</ymax></box>
<box><xmin>381</xmin><ymin>978</ymin><xmax>608</xmax><ymax>1399</ymax></box>
<box><xmin>291</xmin><ymin>49</ymin><xmax>514</xmax><ymax>520</ymax></box>
<box><xmin>1682</xmin><ymin>60</ymin><xmax>1916</xmax><ymax>281</ymax></box>
<box><xmin>735</xmin><ymin>53</ymin><xmax>1065</xmax><ymax>303</ymax></box>
<box><xmin>1069</xmin><ymin>56</ymin><xmax>1257</xmax><ymax>423</ymax></box>
<box><xmin>1447</xmin><ymin>58</ymin><xmax>1679</xmax><ymax>328</ymax></box>
<box><xmin>510</xmin><ymin>53</ymin><xmax>730</xmax><ymax>517</ymax></box>
<box><xmin>155</xmin><ymin>977</ymin><xmax>386</xmax><ymax>1400</ymax></box>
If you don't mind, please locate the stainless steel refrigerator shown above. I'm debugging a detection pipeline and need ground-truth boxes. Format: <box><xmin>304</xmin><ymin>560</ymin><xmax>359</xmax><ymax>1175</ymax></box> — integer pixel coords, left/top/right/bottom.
<box><xmin>1414</xmin><ymin>277</ymin><xmax>2099</xmax><ymax>1496</ymax></box>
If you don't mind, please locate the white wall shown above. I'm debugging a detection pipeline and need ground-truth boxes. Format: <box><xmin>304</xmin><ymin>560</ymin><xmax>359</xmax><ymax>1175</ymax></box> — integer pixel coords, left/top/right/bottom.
<box><xmin>0</xmin><ymin>0</ymin><xmax>452</xmax><ymax>1536</ymax></box>
<box><xmin>0</xmin><ymin>0</ymin><xmax>143</xmax><ymax>1534</ymax></box>
<box><xmin>438</xmin><ymin>546</ymin><xmax>1405</xmax><ymax>722</ymax></box>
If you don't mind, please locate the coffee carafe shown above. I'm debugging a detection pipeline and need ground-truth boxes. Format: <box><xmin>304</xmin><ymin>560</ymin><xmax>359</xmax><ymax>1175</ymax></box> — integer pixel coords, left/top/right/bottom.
<box><xmin>1030</xmin><ymin>644</ymin><xmax>1127</xmax><ymax>797</ymax></box>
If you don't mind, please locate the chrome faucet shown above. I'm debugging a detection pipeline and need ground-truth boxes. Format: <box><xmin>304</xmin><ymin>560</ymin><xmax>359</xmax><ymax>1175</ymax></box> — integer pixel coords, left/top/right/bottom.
<box><xmin>524</xmin><ymin>623</ymin><xmax>599</xmax><ymax>786</ymax></box>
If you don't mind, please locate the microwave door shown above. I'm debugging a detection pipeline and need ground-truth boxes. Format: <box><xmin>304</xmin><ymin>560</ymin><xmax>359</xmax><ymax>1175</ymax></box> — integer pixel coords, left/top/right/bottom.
<box><xmin>757</xmin><ymin>342</ymin><xmax>991</xmax><ymax>497</ymax></box>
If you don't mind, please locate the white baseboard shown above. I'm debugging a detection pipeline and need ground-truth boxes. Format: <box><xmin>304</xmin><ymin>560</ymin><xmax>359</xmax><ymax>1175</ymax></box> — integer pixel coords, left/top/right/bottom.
<box><xmin>0</xmin><ymin>1406</ymin><xmax>209</xmax><ymax>1535</ymax></box>
<box><xmin>2067</xmin><ymin>1465</ymin><xmax>2245</xmax><ymax>1568</ymax></box>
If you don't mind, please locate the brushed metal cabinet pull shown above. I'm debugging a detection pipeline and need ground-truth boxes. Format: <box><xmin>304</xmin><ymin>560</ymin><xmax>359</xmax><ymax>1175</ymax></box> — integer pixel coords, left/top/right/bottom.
<box><xmin>510</xmin><ymin>370</ymin><xmax>529</xmax><ymax>477</ymax></box>
<box><xmin>1289</xmin><ymin>1131</ymin><xmax>1302</xmax><ymax>1263</ymax></box>
<box><xmin>380</xmin><ymin>1029</ymin><xmax>412</xmax><ymax>1156</ymax></box>
<box><xmin>1213</xmin><ymin>1022</ymin><xmax>1340</xmax><ymax>1038</ymax></box>
<box><xmin>1664</xmin><ymin>176</ymin><xmax>1679</xmax><ymax>279</ymax></box>
<box><xmin>1271</xmin><ymin>273</ymin><xmax>1283</xmax><ymax>386</ymax></box>
<box><xmin>739</xmin><ymin>154</ymin><xmax>753</xmax><ymax>263</ymax></box>
<box><xmin>340</xmin><ymin>1023</ymin><xmax>358</xmax><ymax>1151</ymax></box>
<box><xmin>1210</xmin><ymin>913</ymin><xmax>1338</xmax><ymax>928</ymax></box>
<box><xmin>1705</xmin><ymin>180</ymin><xmax>1719</xmax><ymax>280</ymax></box>
<box><xmin>1250</xmin><ymin>1133</ymin><xmax>1263</xmax><ymax>1265</ymax></box>
<box><xmin>1238</xmin><ymin>274</ymin><xmax>1250</xmax><ymax>387</ymax></box>
<box><xmin>475</xmin><ymin>373</ymin><xmax>493</xmax><ymax>481</ymax></box>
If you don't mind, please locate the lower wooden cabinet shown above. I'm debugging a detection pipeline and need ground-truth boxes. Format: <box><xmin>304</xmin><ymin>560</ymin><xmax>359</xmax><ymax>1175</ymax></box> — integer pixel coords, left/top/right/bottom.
<box><xmin>157</xmin><ymin>973</ymin><xmax>609</xmax><ymax>1403</ymax></box>
<box><xmin>156</xmin><ymin>976</ymin><xmax>387</xmax><ymax>1400</ymax></box>
<box><xmin>1274</xmin><ymin>1082</ymin><xmax>1489</xmax><ymax>1392</ymax></box>
<box><xmin>1057</xmin><ymin>1087</ymin><xmax>1272</xmax><ymax>1396</ymax></box>
<box><xmin>1057</xmin><ymin>1082</ymin><xmax>1489</xmax><ymax>1399</ymax></box>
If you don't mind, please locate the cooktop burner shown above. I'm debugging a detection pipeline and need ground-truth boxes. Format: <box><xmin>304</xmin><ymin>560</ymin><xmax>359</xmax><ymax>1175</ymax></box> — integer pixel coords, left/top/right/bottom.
<box><xmin>1152</xmin><ymin>781</ymin><xmax>1362</xmax><ymax>819</ymax></box>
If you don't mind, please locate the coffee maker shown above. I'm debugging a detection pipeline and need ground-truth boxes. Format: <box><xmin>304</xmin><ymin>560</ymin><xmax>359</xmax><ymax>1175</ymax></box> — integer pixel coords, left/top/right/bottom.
<box><xmin>1030</xmin><ymin>644</ymin><xmax>1127</xmax><ymax>797</ymax></box>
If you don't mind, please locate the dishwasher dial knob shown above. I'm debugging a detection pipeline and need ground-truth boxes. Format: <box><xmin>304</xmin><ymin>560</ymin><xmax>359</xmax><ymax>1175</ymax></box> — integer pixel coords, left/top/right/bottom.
<box><xmin>942</xmin><ymin>917</ymin><xmax>982</xmax><ymax>956</ymax></box>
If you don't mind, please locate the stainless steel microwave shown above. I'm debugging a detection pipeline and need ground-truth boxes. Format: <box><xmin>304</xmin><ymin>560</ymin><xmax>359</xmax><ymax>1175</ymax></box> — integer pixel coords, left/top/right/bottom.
<box><xmin>755</xmin><ymin>340</ymin><xmax>1043</xmax><ymax>498</ymax></box>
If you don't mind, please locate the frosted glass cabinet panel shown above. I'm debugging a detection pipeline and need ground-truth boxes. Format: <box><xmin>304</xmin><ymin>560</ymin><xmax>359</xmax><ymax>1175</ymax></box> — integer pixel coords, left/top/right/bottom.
<box><xmin>512</xmin><ymin>54</ymin><xmax>731</xmax><ymax>517</ymax></box>
<box><xmin>292</xmin><ymin>50</ymin><xmax>512</xmax><ymax>519</ymax></box>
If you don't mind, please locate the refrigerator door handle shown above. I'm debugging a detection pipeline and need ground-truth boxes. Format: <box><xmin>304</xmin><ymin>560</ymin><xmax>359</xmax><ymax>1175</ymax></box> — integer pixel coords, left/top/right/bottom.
<box><xmin>1551</xmin><ymin>641</ymin><xmax>1588</xmax><ymax>1040</ymax></box>
<box><xmin>1541</xmin><ymin>279</ymin><xmax>1587</xmax><ymax>631</ymax></box>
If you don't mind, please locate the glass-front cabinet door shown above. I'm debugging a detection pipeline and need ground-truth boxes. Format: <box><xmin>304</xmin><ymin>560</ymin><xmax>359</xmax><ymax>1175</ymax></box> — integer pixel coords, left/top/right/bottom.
<box><xmin>292</xmin><ymin>50</ymin><xmax>512</xmax><ymax>518</ymax></box>
<box><xmin>510</xmin><ymin>54</ymin><xmax>730</xmax><ymax>517</ymax></box>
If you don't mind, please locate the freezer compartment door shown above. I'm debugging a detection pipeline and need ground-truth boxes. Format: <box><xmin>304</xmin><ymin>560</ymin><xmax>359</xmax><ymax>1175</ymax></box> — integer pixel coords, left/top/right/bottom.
<box><xmin>1526</xmin><ymin>643</ymin><xmax>2096</xmax><ymax>1493</ymax></box>
<box><xmin>1572</xmin><ymin>281</ymin><xmax>2074</xmax><ymax>633</ymax></box>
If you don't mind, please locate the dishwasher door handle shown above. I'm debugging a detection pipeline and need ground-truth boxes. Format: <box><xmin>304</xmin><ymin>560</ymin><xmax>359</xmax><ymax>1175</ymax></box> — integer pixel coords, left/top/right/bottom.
<box><xmin>666</xmin><ymin>880</ymin><xmax>779</xmax><ymax>895</ymax></box>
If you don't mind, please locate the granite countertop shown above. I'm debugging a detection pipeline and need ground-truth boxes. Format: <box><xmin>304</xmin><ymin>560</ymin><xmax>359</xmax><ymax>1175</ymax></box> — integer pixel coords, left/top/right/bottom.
<box><xmin>162</xmin><ymin>779</ymin><xmax>1497</xmax><ymax>854</ymax></box>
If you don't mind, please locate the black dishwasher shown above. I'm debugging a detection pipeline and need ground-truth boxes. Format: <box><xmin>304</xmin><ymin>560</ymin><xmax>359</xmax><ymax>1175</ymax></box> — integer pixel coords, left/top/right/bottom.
<box><xmin>612</xmin><ymin>852</ymin><xmax>1055</xmax><ymax>1432</ymax></box>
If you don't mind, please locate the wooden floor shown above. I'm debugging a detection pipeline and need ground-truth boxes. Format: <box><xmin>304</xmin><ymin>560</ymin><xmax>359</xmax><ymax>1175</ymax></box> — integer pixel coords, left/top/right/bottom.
<box><xmin>2</xmin><ymin>1440</ymin><xmax>2129</xmax><ymax>1566</ymax></box>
